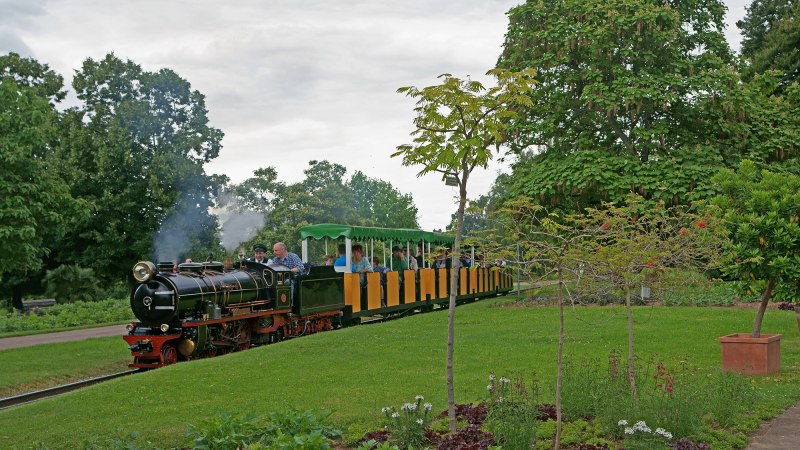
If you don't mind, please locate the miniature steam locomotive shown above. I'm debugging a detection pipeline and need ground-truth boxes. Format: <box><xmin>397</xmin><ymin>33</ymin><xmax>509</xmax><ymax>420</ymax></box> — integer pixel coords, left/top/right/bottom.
<box><xmin>123</xmin><ymin>224</ymin><xmax>514</xmax><ymax>369</ymax></box>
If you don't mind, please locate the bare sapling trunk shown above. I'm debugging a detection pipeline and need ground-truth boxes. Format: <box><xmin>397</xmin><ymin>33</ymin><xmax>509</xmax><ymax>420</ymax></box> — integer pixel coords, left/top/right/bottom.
<box><xmin>626</xmin><ymin>285</ymin><xmax>637</xmax><ymax>398</ymax></box>
<box><xmin>554</xmin><ymin>263</ymin><xmax>564</xmax><ymax>450</ymax></box>
<box><xmin>752</xmin><ymin>277</ymin><xmax>777</xmax><ymax>338</ymax></box>
<box><xmin>446</xmin><ymin>183</ymin><xmax>468</xmax><ymax>434</ymax></box>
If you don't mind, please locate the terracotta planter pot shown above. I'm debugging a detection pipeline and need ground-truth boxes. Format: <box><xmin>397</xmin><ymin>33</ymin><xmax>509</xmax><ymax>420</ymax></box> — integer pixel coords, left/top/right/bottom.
<box><xmin>719</xmin><ymin>333</ymin><xmax>781</xmax><ymax>375</ymax></box>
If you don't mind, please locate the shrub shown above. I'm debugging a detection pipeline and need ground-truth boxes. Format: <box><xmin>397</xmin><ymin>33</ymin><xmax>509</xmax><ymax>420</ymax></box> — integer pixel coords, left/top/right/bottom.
<box><xmin>484</xmin><ymin>373</ymin><xmax>540</xmax><ymax>449</ymax></box>
<box><xmin>186</xmin><ymin>412</ymin><xmax>264</xmax><ymax>449</ymax></box>
<box><xmin>0</xmin><ymin>298</ymin><xmax>132</xmax><ymax>334</ymax></box>
<box><xmin>43</xmin><ymin>265</ymin><xmax>102</xmax><ymax>303</ymax></box>
<box><xmin>658</xmin><ymin>269</ymin><xmax>739</xmax><ymax>307</ymax></box>
<box><xmin>185</xmin><ymin>408</ymin><xmax>341</xmax><ymax>450</ymax></box>
<box><xmin>380</xmin><ymin>395</ymin><xmax>433</xmax><ymax>448</ymax></box>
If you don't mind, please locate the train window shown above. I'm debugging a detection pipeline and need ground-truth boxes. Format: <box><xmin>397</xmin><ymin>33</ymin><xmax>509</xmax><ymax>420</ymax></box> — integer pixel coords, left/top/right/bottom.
<box><xmin>263</xmin><ymin>270</ymin><xmax>273</xmax><ymax>287</ymax></box>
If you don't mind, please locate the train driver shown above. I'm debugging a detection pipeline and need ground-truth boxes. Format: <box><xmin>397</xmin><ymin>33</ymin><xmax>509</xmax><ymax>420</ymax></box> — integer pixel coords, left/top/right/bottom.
<box><xmin>251</xmin><ymin>244</ymin><xmax>272</xmax><ymax>264</ymax></box>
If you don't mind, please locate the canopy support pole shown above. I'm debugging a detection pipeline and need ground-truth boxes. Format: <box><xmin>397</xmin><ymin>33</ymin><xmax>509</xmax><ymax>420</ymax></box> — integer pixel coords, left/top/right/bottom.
<box><xmin>301</xmin><ymin>239</ymin><xmax>308</xmax><ymax>263</ymax></box>
<box><xmin>345</xmin><ymin>238</ymin><xmax>352</xmax><ymax>273</ymax></box>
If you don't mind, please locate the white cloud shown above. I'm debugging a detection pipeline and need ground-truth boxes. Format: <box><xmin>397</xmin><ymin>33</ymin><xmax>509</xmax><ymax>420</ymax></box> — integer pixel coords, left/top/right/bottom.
<box><xmin>3</xmin><ymin>0</ymin><xmax>751</xmax><ymax>230</ymax></box>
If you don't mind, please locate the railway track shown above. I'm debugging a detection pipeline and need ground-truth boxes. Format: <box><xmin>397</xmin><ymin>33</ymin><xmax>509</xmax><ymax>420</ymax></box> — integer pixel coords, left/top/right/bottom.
<box><xmin>0</xmin><ymin>370</ymin><xmax>140</xmax><ymax>410</ymax></box>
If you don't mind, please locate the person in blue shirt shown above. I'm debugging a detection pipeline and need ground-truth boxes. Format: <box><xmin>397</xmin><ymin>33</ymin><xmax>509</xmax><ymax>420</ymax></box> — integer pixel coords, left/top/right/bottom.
<box><xmin>372</xmin><ymin>257</ymin><xmax>389</xmax><ymax>274</ymax></box>
<box><xmin>334</xmin><ymin>244</ymin><xmax>347</xmax><ymax>267</ymax></box>
<box><xmin>271</xmin><ymin>242</ymin><xmax>304</xmax><ymax>273</ymax></box>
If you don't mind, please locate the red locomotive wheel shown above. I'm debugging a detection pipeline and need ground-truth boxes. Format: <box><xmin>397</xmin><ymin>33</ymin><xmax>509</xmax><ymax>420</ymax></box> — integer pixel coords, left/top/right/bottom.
<box><xmin>162</xmin><ymin>345</ymin><xmax>178</xmax><ymax>365</ymax></box>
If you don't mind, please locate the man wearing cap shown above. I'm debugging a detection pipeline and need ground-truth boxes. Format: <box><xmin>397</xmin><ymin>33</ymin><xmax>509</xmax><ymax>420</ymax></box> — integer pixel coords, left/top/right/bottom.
<box><xmin>251</xmin><ymin>244</ymin><xmax>272</xmax><ymax>264</ymax></box>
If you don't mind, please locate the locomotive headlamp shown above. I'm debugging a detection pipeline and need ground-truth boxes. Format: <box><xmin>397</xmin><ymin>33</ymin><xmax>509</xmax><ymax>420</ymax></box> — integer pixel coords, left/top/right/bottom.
<box><xmin>132</xmin><ymin>261</ymin><xmax>157</xmax><ymax>283</ymax></box>
<box><xmin>159</xmin><ymin>323</ymin><xmax>170</xmax><ymax>333</ymax></box>
<box><xmin>125</xmin><ymin>323</ymin><xmax>135</xmax><ymax>332</ymax></box>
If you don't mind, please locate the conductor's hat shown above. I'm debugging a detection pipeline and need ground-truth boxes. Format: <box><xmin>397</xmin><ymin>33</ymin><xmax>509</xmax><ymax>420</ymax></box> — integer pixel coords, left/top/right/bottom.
<box><xmin>253</xmin><ymin>244</ymin><xmax>267</xmax><ymax>252</ymax></box>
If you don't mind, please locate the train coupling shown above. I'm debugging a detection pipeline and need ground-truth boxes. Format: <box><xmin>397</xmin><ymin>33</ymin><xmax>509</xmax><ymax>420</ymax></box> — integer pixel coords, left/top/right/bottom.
<box><xmin>129</xmin><ymin>339</ymin><xmax>153</xmax><ymax>353</ymax></box>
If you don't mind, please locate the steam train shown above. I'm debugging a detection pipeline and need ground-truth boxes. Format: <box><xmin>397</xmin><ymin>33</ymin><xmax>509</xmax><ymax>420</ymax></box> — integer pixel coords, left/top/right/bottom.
<box><xmin>123</xmin><ymin>224</ymin><xmax>514</xmax><ymax>369</ymax></box>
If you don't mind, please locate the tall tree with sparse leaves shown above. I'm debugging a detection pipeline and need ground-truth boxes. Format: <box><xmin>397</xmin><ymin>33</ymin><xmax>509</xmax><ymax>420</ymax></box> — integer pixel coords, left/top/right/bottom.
<box><xmin>393</xmin><ymin>68</ymin><xmax>536</xmax><ymax>433</ymax></box>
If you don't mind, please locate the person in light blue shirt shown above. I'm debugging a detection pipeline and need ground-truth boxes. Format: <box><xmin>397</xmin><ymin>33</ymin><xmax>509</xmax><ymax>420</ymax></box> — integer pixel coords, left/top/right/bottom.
<box><xmin>351</xmin><ymin>244</ymin><xmax>372</xmax><ymax>273</ymax></box>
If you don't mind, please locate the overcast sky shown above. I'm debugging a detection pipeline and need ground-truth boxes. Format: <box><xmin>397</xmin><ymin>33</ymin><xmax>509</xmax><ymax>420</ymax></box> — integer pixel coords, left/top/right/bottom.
<box><xmin>2</xmin><ymin>0</ymin><xmax>750</xmax><ymax>230</ymax></box>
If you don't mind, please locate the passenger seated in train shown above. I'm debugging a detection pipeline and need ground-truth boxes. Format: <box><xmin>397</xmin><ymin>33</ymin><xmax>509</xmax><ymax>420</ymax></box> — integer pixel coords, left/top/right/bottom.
<box><xmin>323</xmin><ymin>255</ymin><xmax>335</xmax><ymax>266</ymax></box>
<box><xmin>334</xmin><ymin>244</ymin><xmax>347</xmax><ymax>267</ymax></box>
<box><xmin>414</xmin><ymin>245</ymin><xmax>424</xmax><ymax>269</ymax></box>
<box><xmin>434</xmin><ymin>248</ymin><xmax>451</xmax><ymax>269</ymax></box>
<box><xmin>404</xmin><ymin>247</ymin><xmax>419</xmax><ymax>271</ymax></box>
<box><xmin>459</xmin><ymin>253</ymin><xmax>472</xmax><ymax>268</ymax></box>
<box><xmin>391</xmin><ymin>246</ymin><xmax>408</xmax><ymax>271</ymax></box>
<box><xmin>372</xmin><ymin>257</ymin><xmax>389</xmax><ymax>274</ymax></box>
<box><xmin>351</xmin><ymin>244</ymin><xmax>372</xmax><ymax>273</ymax></box>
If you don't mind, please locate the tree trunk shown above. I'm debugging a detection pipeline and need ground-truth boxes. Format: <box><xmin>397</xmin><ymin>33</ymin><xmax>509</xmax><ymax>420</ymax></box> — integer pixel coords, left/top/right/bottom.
<box><xmin>752</xmin><ymin>277</ymin><xmax>776</xmax><ymax>338</ymax></box>
<box><xmin>554</xmin><ymin>263</ymin><xmax>564</xmax><ymax>450</ymax></box>
<box><xmin>626</xmin><ymin>285</ymin><xmax>637</xmax><ymax>398</ymax></box>
<box><xmin>446</xmin><ymin>183</ymin><xmax>468</xmax><ymax>434</ymax></box>
<box><xmin>12</xmin><ymin>284</ymin><xmax>23</xmax><ymax>311</ymax></box>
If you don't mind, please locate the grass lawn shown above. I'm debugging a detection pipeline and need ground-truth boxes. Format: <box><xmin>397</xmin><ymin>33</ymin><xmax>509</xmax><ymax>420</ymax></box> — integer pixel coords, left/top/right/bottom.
<box><xmin>0</xmin><ymin>337</ymin><xmax>131</xmax><ymax>397</ymax></box>
<box><xmin>1</xmin><ymin>296</ymin><xmax>799</xmax><ymax>449</ymax></box>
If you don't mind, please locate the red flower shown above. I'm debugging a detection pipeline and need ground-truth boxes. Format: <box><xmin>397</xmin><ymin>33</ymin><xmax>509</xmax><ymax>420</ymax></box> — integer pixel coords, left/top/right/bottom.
<box><xmin>697</xmin><ymin>221</ymin><xmax>707</xmax><ymax>228</ymax></box>
<box><xmin>600</xmin><ymin>223</ymin><xmax>609</xmax><ymax>229</ymax></box>
<box><xmin>646</xmin><ymin>262</ymin><xmax>654</xmax><ymax>267</ymax></box>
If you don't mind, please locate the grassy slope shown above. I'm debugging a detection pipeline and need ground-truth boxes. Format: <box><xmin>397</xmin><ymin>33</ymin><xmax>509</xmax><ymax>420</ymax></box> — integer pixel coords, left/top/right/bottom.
<box><xmin>1</xmin><ymin>298</ymin><xmax>798</xmax><ymax>449</ymax></box>
<box><xmin>0</xmin><ymin>337</ymin><xmax>131</xmax><ymax>397</ymax></box>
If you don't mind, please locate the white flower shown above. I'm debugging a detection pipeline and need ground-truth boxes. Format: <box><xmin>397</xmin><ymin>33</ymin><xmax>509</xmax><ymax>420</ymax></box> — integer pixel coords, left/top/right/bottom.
<box><xmin>500</xmin><ymin>377</ymin><xmax>511</xmax><ymax>384</ymax></box>
<box><xmin>416</xmin><ymin>419</ymin><xmax>424</xmax><ymax>425</ymax></box>
<box><xmin>391</xmin><ymin>412</ymin><xmax>399</xmax><ymax>418</ymax></box>
<box><xmin>489</xmin><ymin>374</ymin><xmax>496</xmax><ymax>381</ymax></box>
<box><xmin>415</xmin><ymin>395</ymin><xmax>424</xmax><ymax>402</ymax></box>
<box><xmin>624</xmin><ymin>427</ymin><xmax>634</xmax><ymax>435</ymax></box>
<box><xmin>618</xmin><ymin>420</ymin><xmax>628</xmax><ymax>426</ymax></box>
<box><xmin>655</xmin><ymin>428</ymin><xmax>673</xmax><ymax>440</ymax></box>
<box><xmin>497</xmin><ymin>396</ymin><xmax>503</xmax><ymax>403</ymax></box>
<box><xmin>487</xmin><ymin>384</ymin><xmax>494</xmax><ymax>391</ymax></box>
<box><xmin>424</xmin><ymin>403</ymin><xmax>432</xmax><ymax>411</ymax></box>
<box><xmin>381</xmin><ymin>407</ymin><xmax>391</xmax><ymax>414</ymax></box>
<box><xmin>401</xmin><ymin>403</ymin><xmax>417</xmax><ymax>412</ymax></box>
<box><xmin>633</xmin><ymin>421</ymin><xmax>651</xmax><ymax>433</ymax></box>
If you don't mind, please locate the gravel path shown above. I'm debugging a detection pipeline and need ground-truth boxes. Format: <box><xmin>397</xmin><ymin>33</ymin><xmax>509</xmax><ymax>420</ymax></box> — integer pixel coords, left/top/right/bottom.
<box><xmin>0</xmin><ymin>325</ymin><xmax>127</xmax><ymax>350</ymax></box>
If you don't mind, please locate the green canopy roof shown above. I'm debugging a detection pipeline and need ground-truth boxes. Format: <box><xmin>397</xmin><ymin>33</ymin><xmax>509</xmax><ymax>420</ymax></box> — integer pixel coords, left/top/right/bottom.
<box><xmin>299</xmin><ymin>224</ymin><xmax>455</xmax><ymax>245</ymax></box>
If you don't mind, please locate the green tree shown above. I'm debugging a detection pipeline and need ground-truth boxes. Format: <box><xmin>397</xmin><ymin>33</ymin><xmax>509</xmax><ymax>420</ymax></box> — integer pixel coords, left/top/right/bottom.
<box><xmin>52</xmin><ymin>53</ymin><xmax>223</xmax><ymax>278</ymax></box>
<box><xmin>0</xmin><ymin>53</ymin><xmax>74</xmax><ymax>309</ymax></box>
<box><xmin>347</xmin><ymin>171</ymin><xmax>418</xmax><ymax>228</ymax></box>
<box><xmin>497</xmin><ymin>0</ymin><xmax>734</xmax><ymax>210</ymax></box>
<box><xmin>717</xmin><ymin>71</ymin><xmax>800</xmax><ymax>167</ymax></box>
<box><xmin>393</xmin><ymin>68</ymin><xmax>536</xmax><ymax>432</ymax></box>
<box><xmin>228</xmin><ymin>161</ymin><xmax>421</xmax><ymax>259</ymax></box>
<box><xmin>710</xmin><ymin>160</ymin><xmax>800</xmax><ymax>337</ymax></box>
<box><xmin>575</xmin><ymin>198</ymin><xmax>724</xmax><ymax>395</ymax></box>
<box><xmin>738</xmin><ymin>0</ymin><xmax>799</xmax><ymax>86</ymax></box>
